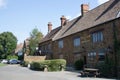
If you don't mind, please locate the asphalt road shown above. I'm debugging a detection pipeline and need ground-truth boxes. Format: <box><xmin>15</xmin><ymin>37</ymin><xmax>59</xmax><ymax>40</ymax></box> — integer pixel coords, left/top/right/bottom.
<box><xmin>0</xmin><ymin>65</ymin><xmax>115</xmax><ymax>80</ymax></box>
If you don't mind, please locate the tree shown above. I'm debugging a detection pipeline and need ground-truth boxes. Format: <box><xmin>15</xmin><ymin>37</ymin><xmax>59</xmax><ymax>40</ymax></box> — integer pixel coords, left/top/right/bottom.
<box><xmin>29</xmin><ymin>28</ymin><xmax>43</xmax><ymax>55</ymax></box>
<box><xmin>0</xmin><ymin>32</ymin><xmax>17</xmax><ymax>59</ymax></box>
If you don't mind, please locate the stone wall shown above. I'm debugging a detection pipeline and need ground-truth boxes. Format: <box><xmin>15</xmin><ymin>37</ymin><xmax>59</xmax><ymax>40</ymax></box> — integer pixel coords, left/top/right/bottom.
<box><xmin>53</xmin><ymin>18</ymin><xmax>120</xmax><ymax>66</ymax></box>
<box><xmin>24</xmin><ymin>55</ymin><xmax>46</xmax><ymax>63</ymax></box>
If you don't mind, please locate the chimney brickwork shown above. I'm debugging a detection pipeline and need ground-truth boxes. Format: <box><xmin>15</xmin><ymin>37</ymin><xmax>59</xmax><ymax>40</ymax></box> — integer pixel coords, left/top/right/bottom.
<box><xmin>60</xmin><ymin>15</ymin><xmax>67</xmax><ymax>27</ymax></box>
<box><xmin>81</xmin><ymin>4</ymin><xmax>89</xmax><ymax>16</ymax></box>
<box><xmin>48</xmin><ymin>22</ymin><xmax>52</xmax><ymax>33</ymax></box>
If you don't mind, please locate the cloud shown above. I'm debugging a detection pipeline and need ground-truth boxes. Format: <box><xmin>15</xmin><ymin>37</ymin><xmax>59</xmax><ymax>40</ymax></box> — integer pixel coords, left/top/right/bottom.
<box><xmin>0</xmin><ymin>0</ymin><xmax>7</xmax><ymax>8</ymax></box>
<box><xmin>66</xmin><ymin>16</ymin><xmax>72</xmax><ymax>20</ymax></box>
<box><xmin>98</xmin><ymin>0</ymin><xmax>109</xmax><ymax>5</ymax></box>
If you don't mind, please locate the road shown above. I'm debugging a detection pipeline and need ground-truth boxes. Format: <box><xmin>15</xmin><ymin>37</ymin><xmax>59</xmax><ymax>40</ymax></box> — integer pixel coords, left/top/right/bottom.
<box><xmin>0</xmin><ymin>65</ymin><xmax>115</xmax><ymax>80</ymax></box>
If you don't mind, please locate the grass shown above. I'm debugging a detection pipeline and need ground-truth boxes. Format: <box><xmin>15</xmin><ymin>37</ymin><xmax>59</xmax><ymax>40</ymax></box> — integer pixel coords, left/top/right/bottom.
<box><xmin>0</xmin><ymin>63</ymin><xmax>7</xmax><ymax>67</ymax></box>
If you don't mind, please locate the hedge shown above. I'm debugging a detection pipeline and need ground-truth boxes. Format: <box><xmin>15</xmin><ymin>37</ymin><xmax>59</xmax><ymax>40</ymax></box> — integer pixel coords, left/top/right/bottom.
<box><xmin>74</xmin><ymin>59</ymin><xmax>84</xmax><ymax>70</ymax></box>
<box><xmin>30</xmin><ymin>59</ymin><xmax>66</xmax><ymax>71</ymax></box>
<box><xmin>7</xmin><ymin>55</ymin><xmax>18</xmax><ymax>60</ymax></box>
<box><xmin>20</xmin><ymin>61</ymin><xmax>29</xmax><ymax>67</ymax></box>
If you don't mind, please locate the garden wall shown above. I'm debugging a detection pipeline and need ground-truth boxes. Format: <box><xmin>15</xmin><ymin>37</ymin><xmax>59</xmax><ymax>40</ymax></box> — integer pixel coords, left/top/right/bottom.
<box><xmin>24</xmin><ymin>55</ymin><xmax>46</xmax><ymax>63</ymax></box>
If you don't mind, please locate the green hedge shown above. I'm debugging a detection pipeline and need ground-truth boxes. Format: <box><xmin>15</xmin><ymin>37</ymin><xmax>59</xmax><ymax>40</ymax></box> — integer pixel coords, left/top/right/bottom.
<box><xmin>21</xmin><ymin>61</ymin><xmax>29</xmax><ymax>67</ymax></box>
<box><xmin>30</xmin><ymin>59</ymin><xmax>66</xmax><ymax>71</ymax></box>
<box><xmin>7</xmin><ymin>55</ymin><xmax>18</xmax><ymax>60</ymax></box>
<box><xmin>96</xmin><ymin>60</ymin><xmax>116</xmax><ymax>78</ymax></box>
<box><xmin>74</xmin><ymin>59</ymin><xmax>84</xmax><ymax>70</ymax></box>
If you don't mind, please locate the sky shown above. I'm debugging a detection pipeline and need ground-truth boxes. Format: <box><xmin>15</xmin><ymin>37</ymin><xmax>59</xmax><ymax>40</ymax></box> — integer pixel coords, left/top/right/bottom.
<box><xmin>0</xmin><ymin>0</ymin><xmax>109</xmax><ymax>44</ymax></box>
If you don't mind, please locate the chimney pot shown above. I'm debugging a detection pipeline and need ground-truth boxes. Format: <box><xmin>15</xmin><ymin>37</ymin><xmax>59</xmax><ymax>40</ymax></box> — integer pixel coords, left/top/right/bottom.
<box><xmin>81</xmin><ymin>4</ymin><xmax>89</xmax><ymax>16</ymax></box>
<box><xmin>48</xmin><ymin>22</ymin><xmax>52</xmax><ymax>33</ymax></box>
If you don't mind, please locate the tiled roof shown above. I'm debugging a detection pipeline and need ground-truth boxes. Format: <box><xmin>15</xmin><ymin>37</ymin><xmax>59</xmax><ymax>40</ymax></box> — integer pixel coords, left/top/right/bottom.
<box><xmin>53</xmin><ymin>0</ymin><xmax>120</xmax><ymax>40</ymax></box>
<box><xmin>40</xmin><ymin>26</ymin><xmax>61</xmax><ymax>43</ymax></box>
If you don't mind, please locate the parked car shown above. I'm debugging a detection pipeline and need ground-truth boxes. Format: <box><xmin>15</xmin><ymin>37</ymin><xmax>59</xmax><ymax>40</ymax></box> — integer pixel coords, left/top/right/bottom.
<box><xmin>1</xmin><ymin>59</ymin><xmax>8</xmax><ymax>64</ymax></box>
<box><xmin>9</xmin><ymin>59</ymin><xmax>19</xmax><ymax>64</ymax></box>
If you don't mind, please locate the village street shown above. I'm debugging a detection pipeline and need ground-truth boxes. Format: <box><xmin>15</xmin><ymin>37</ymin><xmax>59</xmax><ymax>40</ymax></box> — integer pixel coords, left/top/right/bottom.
<box><xmin>0</xmin><ymin>65</ymin><xmax>115</xmax><ymax>80</ymax></box>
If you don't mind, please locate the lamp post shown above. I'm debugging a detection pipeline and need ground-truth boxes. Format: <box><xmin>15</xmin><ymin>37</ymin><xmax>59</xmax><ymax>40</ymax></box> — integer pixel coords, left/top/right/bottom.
<box><xmin>36</xmin><ymin>47</ymin><xmax>38</xmax><ymax>51</ymax></box>
<box><xmin>36</xmin><ymin>47</ymin><xmax>42</xmax><ymax>56</ymax></box>
<box><xmin>39</xmin><ymin>50</ymin><xmax>41</xmax><ymax>55</ymax></box>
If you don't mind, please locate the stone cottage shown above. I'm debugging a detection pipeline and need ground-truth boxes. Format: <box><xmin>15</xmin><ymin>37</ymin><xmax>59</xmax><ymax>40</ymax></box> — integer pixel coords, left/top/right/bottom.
<box><xmin>39</xmin><ymin>0</ymin><xmax>120</xmax><ymax>68</ymax></box>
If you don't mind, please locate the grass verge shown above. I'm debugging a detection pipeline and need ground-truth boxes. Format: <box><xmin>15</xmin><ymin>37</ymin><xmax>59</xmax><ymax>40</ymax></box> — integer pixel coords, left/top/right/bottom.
<box><xmin>0</xmin><ymin>63</ymin><xmax>7</xmax><ymax>67</ymax></box>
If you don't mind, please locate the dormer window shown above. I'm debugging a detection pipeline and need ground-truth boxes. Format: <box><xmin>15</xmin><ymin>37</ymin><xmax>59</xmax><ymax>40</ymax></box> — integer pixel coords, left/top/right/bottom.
<box><xmin>116</xmin><ymin>11</ymin><xmax>120</xmax><ymax>18</ymax></box>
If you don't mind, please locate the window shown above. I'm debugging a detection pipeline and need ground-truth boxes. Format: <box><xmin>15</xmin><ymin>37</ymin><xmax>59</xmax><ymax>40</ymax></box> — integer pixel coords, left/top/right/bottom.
<box><xmin>73</xmin><ymin>37</ymin><xmax>80</xmax><ymax>47</ymax></box>
<box><xmin>48</xmin><ymin>44</ymin><xmax>51</xmax><ymax>51</ymax></box>
<box><xmin>48</xmin><ymin>44</ymin><xmax>52</xmax><ymax>53</ymax></box>
<box><xmin>58</xmin><ymin>40</ymin><xmax>63</xmax><ymax>48</ymax></box>
<box><xmin>92</xmin><ymin>31</ymin><xmax>103</xmax><ymax>43</ymax></box>
<box><xmin>88</xmin><ymin>52</ymin><xmax>96</xmax><ymax>61</ymax></box>
<box><xmin>116</xmin><ymin>11</ymin><xmax>120</xmax><ymax>18</ymax></box>
<box><xmin>44</xmin><ymin>45</ymin><xmax>47</xmax><ymax>53</ymax></box>
<box><xmin>98</xmin><ymin>49</ymin><xmax>105</xmax><ymax>61</ymax></box>
<box><xmin>88</xmin><ymin>49</ymin><xmax>105</xmax><ymax>62</ymax></box>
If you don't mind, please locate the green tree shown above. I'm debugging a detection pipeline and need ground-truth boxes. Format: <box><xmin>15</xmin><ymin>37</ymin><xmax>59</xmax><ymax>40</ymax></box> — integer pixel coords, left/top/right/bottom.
<box><xmin>0</xmin><ymin>32</ymin><xmax>17</xmax><ymax>59</ymax></box>
<box><xmin>29</xmin><ymin>28</ymin><xmax>43</xmax><ymax>55</ymax></box>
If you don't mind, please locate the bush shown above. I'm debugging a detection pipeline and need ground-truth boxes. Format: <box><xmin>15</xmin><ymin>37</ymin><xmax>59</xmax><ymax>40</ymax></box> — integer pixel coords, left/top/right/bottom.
<box><xmin>30</xmin><ymin>59</ymin><xmax>66</xmax><ymax>71</ymax></box>
<box><xmin>7</xmin><ymin>55</ymin><xmax>18</xmax><ymax>60</ymax></box>
<box><xmin>48</xmin><ymin>59</ymin><xmax>66</xmax><ymax>71</ymax></box>
<box><xmin>74</xmin><ymin>59</ymin><xmax>84</xmax><ymax>70</ymax></box>
<box><xmin>96</xmin><ymin>61</ymin><xmax>116</xmax><ymax>78</ymax></box>
<box><xmin>21</xmin><ymin>61</ymin><xmax>29</xmax><ymax>67</ymax></box>
<box><xmin>30</xmin><ymin>62</ymin><xmax>44</xmax><ymax>71</ymax></box>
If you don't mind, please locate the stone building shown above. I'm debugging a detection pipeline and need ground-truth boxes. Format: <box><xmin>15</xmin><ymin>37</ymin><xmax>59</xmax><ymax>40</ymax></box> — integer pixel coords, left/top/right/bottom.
<box><xmin>39</xmin><ymin>0</ymin><xmax>120</xmax><ymax>68</ymax></box>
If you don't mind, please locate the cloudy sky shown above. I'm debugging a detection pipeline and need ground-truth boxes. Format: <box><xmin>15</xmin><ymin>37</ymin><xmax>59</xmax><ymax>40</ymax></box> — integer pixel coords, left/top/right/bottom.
<box><xmin>0</xmin><ymin>0</ymin><xmax>109</xmax><ymax>44</ymax></box>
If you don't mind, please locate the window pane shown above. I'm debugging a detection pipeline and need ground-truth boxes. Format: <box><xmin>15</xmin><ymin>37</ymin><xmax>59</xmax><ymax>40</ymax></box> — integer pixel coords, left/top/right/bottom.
<box><xmin>58</xmin><ymin>40</ymin><xmax>63</xmax><ymax>48</ymax></box>
<box><xmin>100</xmin><ymin>32</ymin><xmax>103</xmax><ymax>41</ymax></box>
<box><xmin>98</xmin><ymin>49</ymin><xmax>105</xmax><ymax>61</ymax></box>
<box><xmin>92</xmin><ymin>31</ymin><xmax>103</xmax><ymax>43</ymax></box>
<box><xmin>74</xmin><ymin>37</ymin><xmax>80</xmax><ymax>47</ymax></box>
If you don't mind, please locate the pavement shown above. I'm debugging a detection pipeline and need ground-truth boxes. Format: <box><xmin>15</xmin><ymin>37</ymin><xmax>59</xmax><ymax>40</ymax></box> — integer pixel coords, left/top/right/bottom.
<box><xmin>0</xmin><ymin>65</ymin><xmax>116</xmax><ymax>80</ymax></box>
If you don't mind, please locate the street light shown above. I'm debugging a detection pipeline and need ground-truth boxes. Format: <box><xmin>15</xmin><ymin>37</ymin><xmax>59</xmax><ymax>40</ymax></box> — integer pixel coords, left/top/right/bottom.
<box><xmin>39</xmin><ymin>50</ymin><xmax>41</xmax><ymax>55</ymax></box>
<box><xmin>36</xmin><ymin>47</ymin><xmax>38</xmax><ymax>51</ymax></box>
<box><xmin>36</xmin><ymin>47</ymin><xmax>42</xmax><ymax>55</ymax></box>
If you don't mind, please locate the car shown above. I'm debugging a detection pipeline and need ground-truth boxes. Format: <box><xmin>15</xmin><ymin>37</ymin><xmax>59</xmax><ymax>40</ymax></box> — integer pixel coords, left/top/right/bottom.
<box><xmin>1</xmin><ymin>59</ymin><xmax>8</xmax><ymax>64</ymax></box>
<box><xmin>9</xmin><ymin>59</ymin><xmax>19</xmax><ymax>64</ymax></box>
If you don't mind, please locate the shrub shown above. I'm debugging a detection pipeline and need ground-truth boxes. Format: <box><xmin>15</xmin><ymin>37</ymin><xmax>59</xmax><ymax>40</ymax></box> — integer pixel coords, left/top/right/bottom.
<box><xmin>30</xmin><ymin>59</ymin><xmax>66</xmax><ymax>71</ymax></box>
<box><xmin>74</xmin><ymin>59</ymin><xmax>84</xmax><ymax>70</ymax></box>
<box><xmin>96</xmin><ymin>61</ymin><xmax>116</xmax><ymax>78</ymax></box>
<box><xmin>30</xmin><ymin>62</ymin><xmax>44</xmax><ymax>71</ymax></box>
<box><xmin>7</xmin><ymin>55</ymin><xmax>18</xmax><ymax>60</ymax></box>
<box><xmin>21</xmin><ymin>61</ymin><xmax>29</xmax><ymax>67</ymax></box>
<box><xmin>48</xmin><ymin>59</ymin><xmax>66</xmax><ymax>71</ymax></box>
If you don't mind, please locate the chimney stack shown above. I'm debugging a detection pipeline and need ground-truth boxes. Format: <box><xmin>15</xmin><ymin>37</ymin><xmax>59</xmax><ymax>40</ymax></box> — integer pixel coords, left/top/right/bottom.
<box><xmin>60</xmin><ymin>15</ymin><xmax>67</xmax><ymax>27</ymax></box>
<box><xmin>48</xmin><ymin>22</ymin><xmax>52</xmax><ymax>33</ymax></box>
<box><xmin>81</xmin><ymin>4</ymin><xmax>89</xmax><ymax>16</ymax></box>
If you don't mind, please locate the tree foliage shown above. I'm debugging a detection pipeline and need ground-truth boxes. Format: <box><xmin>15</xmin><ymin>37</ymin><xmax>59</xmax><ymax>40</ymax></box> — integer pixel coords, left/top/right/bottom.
<box><xmin>29</xmin><ymin>28</ymin><xmax>43</xmax><ymax>55</ymax></box>
<box><xmin>0</xmin><ymin>32</ymin><xmax>17</xmax><ymax>59</ymax></box>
